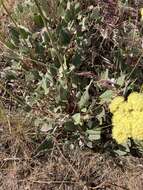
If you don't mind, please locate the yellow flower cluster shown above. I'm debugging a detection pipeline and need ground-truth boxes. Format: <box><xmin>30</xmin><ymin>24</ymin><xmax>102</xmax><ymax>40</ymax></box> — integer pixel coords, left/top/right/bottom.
<box><xmin>140</xmin><ymin>8</ymin><xmax>143</xmax><ymax>20</ymax></box>
<box><xmin>109</xmin><ymin>92</ymin><xmax>143</xmax><ymax>144</ymax></box>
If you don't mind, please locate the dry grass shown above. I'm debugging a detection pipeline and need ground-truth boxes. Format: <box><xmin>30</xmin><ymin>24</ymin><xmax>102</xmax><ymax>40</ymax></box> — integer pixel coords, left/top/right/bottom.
<box><xmin>1</xmin><ymin>143</ymin><xmax>143</xmax><ymax>190</ymax></box>
<box><xmin>0</xmin><ymin>116</ymin><xmax>143</xmax><ymax>190</ymax></box>
<box><xmin>0</xmin><ymin>113</ymin><xmax>143</xmax><ymax>190</ymax></box>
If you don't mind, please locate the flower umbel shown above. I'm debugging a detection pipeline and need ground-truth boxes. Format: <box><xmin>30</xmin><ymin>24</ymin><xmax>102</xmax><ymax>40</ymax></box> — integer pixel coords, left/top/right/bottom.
<box><xmin>140</xmin><ymin>8</ymin><xmax>143</xmax><ymax>20</ymax></box>
<box><xmin>109</xmin><ymin>96</ymin><xmax>124</xmax><ymax>114</ymax></box>
<box><xmin>109</xmin><ymin>92</ymin><xmax>143</xmax><ymax>144</ymax></box>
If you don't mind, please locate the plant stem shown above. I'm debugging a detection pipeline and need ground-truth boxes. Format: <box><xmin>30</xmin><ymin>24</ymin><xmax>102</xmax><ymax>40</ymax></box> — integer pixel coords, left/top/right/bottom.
<box><xmin>33</xmin><ymin>0</ymin><xmax>65</xmax><ymax>72</ymax></box>
<box><xmin>127</xmin><ymin>52</ymin><xmax>143</xmax><ymax>80</ymax></box>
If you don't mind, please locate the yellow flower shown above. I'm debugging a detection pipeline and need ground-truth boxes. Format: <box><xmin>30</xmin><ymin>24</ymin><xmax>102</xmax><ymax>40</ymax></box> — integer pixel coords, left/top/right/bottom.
<box><xmin>112</xmin><ymin>113</ymin><xmax>132</xmax><ymax>143</ymax></box>
<box><xmin>109</xmin><ymin>96</ymin><xmax>124</xmax><ymax>113</ymax></box>
<box><xmin>110</xmin><ymin>92</ymin><xmax>143</xmax><ymax>144</ymax></box>
<box><xmin>112</xmin><ymin>125</ymin><xmax>128</xmax><ymax>144</ymax></box>
<box><xmin>132</xmin><ymin>123</ymin><xmax>143</xmax><ymax>141</ymax></box>
<box><xmin>140</xmin><ymin>8</ymin><xmax>143</xmax><ymax>20</ymax></box>
<box><xmin>112</xmin><ymin>111</ymin><xmax>125</xmax><ymax>125</ymax></box>
<box><xmin>128</xmin><ymin>92</ymin><xmax>140</xmax><ymax>102</ymax></box>
<box><xmin>131</xmin><ymin>112</ymin><xmax>143</xmax><ymax>140</ymax></box>
<box><xmin>119</xmin><ymin>102</ymin><xmax>132</xmax><ymax>113</ymax></box>
<box><xmin>128</xmin><ymin>92</ymin><xmax>143</xmax><ymax>111</ymax></box>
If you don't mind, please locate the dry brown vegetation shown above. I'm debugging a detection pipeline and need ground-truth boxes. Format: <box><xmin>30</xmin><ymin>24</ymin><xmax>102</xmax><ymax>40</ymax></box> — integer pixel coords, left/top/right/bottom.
<box><xmin>1</xmin><ymin>146</ymin><xmax>143</xmax><ymax>190</ymax></box>
<box><xmin>0</xmin><ymin>114</ymin><xmax>143</xmax><ymax>189</ymax></box>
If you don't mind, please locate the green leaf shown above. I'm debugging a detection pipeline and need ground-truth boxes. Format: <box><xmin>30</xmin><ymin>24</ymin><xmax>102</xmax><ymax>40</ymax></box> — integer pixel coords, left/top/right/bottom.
<box><xmin>9</xmin><ymin>25</ymin><xmax>31</xmax><ymax>45</ymax></box>
<box><xmin>9</xmin><ymin>26</ymin><xmax>20</xmax><ymax>45</ymax></box>
<box><xmin>72</xmin><ymin>113</ymin><xmax>82</xmax><ymax>125</ymax></box>
<box><xmin>72</xmin><ymin>52</ymin><xmax>81</xmax><ymax>65</ymax></box>
<box><xmin>64</xmin><ymin>120</ymin><xmax>76</xmax><ymax>132</ymax></box>
<box><xmin>78</xmin><ymin>90</ymin><xmax>89</xmax><ymax>110</ymax></box>
<box><xmin>78</xmin><ymin>80</ymin><xmax>93</xmax><ymax>109</ymax></box>
<box><xmin>5</xmin><ymin>40</ymin><xmax>16</xmax><ymax>49</ymax></box>
<box><xmin>81</xmin><ymin>108</ymin><xmax>87</xmax><ymax>113</ymax></box>
<box><xmin>96</xmin><ymin>108</ymin><xmax>105</xmax><ymax>125</ymax></box>
<box><xmin>100</xmin><ymin>90</ymin><xmax>113</xmax><ymax>104</ymax></box>
<box><xmin>75</xmin><ymin>2</ymin><xmax>80</xmax><ymax>11</ymax></box>
<box><xmin>100</xmin><ymin>69</ymin><xmax>109</xmax><ymax>80</ymax></box>
<box><xmin>114</xmin><ymin>142</ymin><xmax>130</xmax><ymax>156</ymax></box>
<box><xmin>58</xmin><ymin>5</ymin><xmax>65</xmax><ymax>17</ymax></box>
<box><xmin>114</xmin><ymin>149</ymin><xmax>127</xmax><ymax>156</ymax></box>
<box><xmin>86</xmin><ymin>128</ymin><xmax>101</xmax><ymax>141</ymax></box>
<box><xmin>33</xmin><ymin>14</ymin><xmax>44</xmax><ymax>28</ymax></box>
<box><xmin>37</xmin><ymin>72</ymin><xmax>53</xmax><ymax>95</ymax></box>
<box><xmin>5</xmin><ymin>70</ymin><xmax>17</xmax><ymax>80</ymax></box>
<box><xmin>59</xmin><ymin>28</ymin><xmax>72</xmax><ymax>46</ymax></box>
<box><xmin>116</xmin><ymin>74</ymin><xmax>126</xmax><ymax>86</ymax></box>
<box><xmin>34</xmin><ymin>137</ymin><xmax>53</xmax><ymax>154</ymax></box>
<box><xmin>56</xmin><ymin>83</ymin><xmax>68</xmax><ymax>103</ymax></box>
<box><xmin>18</xmin><ymin>25</ymin><xmax>31</xmax><ymax>39</ymax></box>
